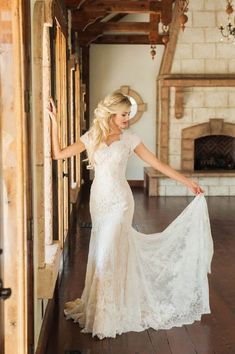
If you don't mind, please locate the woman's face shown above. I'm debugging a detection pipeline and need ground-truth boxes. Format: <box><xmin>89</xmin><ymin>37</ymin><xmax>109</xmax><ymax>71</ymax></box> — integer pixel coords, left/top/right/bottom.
<box><xmin>111</xmin><ymin>107</ymin><xmax>131</xmax><ymax>130</ymax></box>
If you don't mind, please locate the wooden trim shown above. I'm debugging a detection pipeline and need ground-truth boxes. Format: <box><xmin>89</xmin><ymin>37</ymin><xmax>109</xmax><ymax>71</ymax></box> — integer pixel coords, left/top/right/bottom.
<box><xmin>22</xmin><ymin>0</ymin><xmax>34</xmax><ymax>350</ymax></box>
<box><xmin>175</xmin><ymin>87</ymin><xmax>184</xmax><ymax>118</ymax></box>
<box><xmin>2</xmin><ymin>0</ymin><xmax>30</xmax><ymax>352</ymax></box>
<box><xmin>157</xmin><ymin>0</ymin><xmax>181</xmax><ymax>165</ymax></box>
<box><xmin>35</xmin><ymin>297</ymin><xmax>55</xmax><ymax>354</ymax></box>
<box><xmin>149</xmin><ymin>13</ymin><xmax>159</xmax><ymax>44</ymax></box>
<box><xmin>74</xmin><ymin>21</ymin><xmax>152</xmax><ymax>32</ymax></box>
<box><xmin>81</xmin><ymin>46</ymin><xmax>90</xmax><ymax>131</ymax></box>
<box><xmin>156</xmin><ymin>78</ymin><xmax>161</xmax><ymax>156</ymax></box>
<box><xmin>65</xmin><ymin>0</ymin><xmax>86</xmax><ymax>9</ymax></box>
<box><xmin>81</xmin><ymin>46</ymin><xmax>90</xmax><ymax>183</ymax></box>
<box><xmin>86</xmin><ymin>34</ymin><xmax>165</xmax><ymax>45</ymax></box>
<box><xmin>33</xmin><ymin>1</ymin><xmax>45</xmax><ymax>267</ymax></box>
<box><xmin>128</xmin><ymin>180</ymin><xmax>144</xmax><ymax>187</ymax></box>
<box><xmin>159</xmin><ymin>0</ymin><xmax>180</xmax><ymax>75</ymax></box>
<box><xmin>35</xmin><ymin>197</ymin><xmax>81</xmax><ymax>354</ymax></box>
<box><xmin>161</xmin><ymin>74</ymin><xmax>235</xmax><ymax>87</ymax></box>
<box><xmin>161</xmin><ymin>0</ymin><xmax>174</xmax><ymax>26</ymax></box>
<box><xmin>160</xmin><ymin>86</ymin><xmax>169</xmax><ymax>163</ymax></box>
<box><xmin>77</xmin><ymin>1</ymin><xmax>163</xmax><ymax>14</ymax></box>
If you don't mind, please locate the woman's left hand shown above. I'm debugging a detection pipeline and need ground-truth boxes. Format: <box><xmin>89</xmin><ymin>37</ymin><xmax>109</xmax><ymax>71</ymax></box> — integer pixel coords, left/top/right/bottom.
<box><xmin>187</xmin><ymin>180</ymin><xmax>204</xmax><ymax>195</ymax></box>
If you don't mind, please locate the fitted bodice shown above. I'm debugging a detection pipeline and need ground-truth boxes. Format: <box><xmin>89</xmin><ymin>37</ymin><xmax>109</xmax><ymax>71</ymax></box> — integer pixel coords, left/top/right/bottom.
<box><xmin>80</xmin><ymin>130</ymin><xmax>141</xmax><ymax>221</ymax></box>
<box><xmin>80</xmin><ymin>129</ymin><xmax>141</xmax><ymax>181</ymax></box>
<box><xmin>93</xmin><ymin>140</ymin><xmax>130</xmax><ymax>181</ymax></box>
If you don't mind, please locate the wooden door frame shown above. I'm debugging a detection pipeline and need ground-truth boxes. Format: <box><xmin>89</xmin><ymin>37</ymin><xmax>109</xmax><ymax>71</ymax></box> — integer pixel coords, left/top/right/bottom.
<box><xmin>22</xmin><ymin>0</ymin><xmax>34</xmax><ymax>352</ymax></box>
<box><xmin>1</xmin><ymin>0</ymin><xmax>32</xmax><ymax>353</ymax></box>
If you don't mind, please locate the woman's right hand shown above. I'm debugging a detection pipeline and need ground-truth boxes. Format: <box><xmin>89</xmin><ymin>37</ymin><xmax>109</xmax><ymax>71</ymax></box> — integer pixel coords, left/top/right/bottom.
<box><xmin>47</xmin><ymin>97</ymin><xmax>57</xmax><ymax>125</ymax></box>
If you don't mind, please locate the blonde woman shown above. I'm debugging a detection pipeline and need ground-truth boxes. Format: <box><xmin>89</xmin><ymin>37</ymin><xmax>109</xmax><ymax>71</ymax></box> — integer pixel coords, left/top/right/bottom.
<box><xmin>48</xmin><ymin>92</ymin><xmax>213</xmax><ymax>340</ymax></box>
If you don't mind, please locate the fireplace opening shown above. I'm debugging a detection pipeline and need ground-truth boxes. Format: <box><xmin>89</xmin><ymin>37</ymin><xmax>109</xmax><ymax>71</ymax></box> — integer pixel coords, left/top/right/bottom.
<box><xmin>194</xmin><ymin>135</ymin><xmax>235</xmax><ymax>170</ymax></box>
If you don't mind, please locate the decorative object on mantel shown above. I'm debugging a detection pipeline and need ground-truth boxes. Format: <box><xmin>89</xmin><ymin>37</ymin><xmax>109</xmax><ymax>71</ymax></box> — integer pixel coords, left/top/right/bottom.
<box><xmin>219</xmin><ymin>0</ymin><xmax>235</xmax><ymax>42</ymax></box>
<box><xmin>178</xmin><ymin>0</ymin><xmax>189</xmax><ymax>31</ymax></box>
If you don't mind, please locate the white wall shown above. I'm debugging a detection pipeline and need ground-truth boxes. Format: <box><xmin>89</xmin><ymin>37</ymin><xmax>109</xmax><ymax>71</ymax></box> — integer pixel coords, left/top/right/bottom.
<box><xmin>89</xmin><ymin>44</ymin><xmax>164</xmax><ymax>180</ymax></box>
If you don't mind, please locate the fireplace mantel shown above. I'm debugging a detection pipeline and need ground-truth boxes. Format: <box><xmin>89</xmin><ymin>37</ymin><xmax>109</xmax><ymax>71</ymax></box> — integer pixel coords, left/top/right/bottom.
<box><xmin>159</xmin><ymin>74</ymin><xmax>235</xmax><ymax>87</ymax></box>
<box><xmin>157</xmin><ymin>75</ymin><xmax>235</xmax><ymax>163</ymax></box>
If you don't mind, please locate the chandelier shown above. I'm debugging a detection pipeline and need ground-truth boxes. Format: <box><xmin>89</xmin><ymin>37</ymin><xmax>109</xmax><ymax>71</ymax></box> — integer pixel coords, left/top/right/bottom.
<box><xmin>219</xmin><ymin>0</ymin><xmax>235</xmax><ymax>42</ymax></box>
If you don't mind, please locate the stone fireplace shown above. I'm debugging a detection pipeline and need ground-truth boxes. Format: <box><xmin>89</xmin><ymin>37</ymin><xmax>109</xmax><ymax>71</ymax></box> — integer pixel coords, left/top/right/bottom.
<box><xmin>181</xmin><ymin>119</ymin><xmax>235</xmax><ymax>172</ymax></box>
<box><xmin>154</xmin><ymin>82</ymin><xmax>235</xmax><ymax>196</ymax></box>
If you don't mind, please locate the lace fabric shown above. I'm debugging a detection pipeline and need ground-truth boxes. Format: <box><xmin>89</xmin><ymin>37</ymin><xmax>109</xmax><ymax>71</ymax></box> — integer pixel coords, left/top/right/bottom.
<box><xmin>64</xmin><ymin>129</ymin><xmax>214</xmax><ymax>340</ymax></box>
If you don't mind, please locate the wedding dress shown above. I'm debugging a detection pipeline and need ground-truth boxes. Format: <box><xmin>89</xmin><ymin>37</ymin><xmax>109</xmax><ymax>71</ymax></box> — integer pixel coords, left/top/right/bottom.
<box><xmin>64</xmin><ymin>129</ymin><xmax>214</xmax><ymax>340</ymax></box>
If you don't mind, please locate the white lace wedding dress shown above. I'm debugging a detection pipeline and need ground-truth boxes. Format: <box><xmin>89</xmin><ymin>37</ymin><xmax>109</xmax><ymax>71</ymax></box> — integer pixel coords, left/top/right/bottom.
<box><xmin>64</xmin><ymin>130</ymin><xmax>214</xmax><ymax>340</ymax></box>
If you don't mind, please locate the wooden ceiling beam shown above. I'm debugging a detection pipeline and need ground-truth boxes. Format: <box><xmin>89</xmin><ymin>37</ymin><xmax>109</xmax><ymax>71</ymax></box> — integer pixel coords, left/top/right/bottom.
<box><xmin>71</xmin><ymin>11</ymin><xmax>106</xmax><ymax>24</ymax></box>
<box><xmin>108</xmin><ymin>14</ymin><xmax>128</xmax><ymax>22</ymax></box>
<box><xmin>149</xmin><ymin>13</ymin><xmax>160</xmax><ymax>44</ymax></box>
<box><xmin>72</xmin><ymin>12</ymin><xmax>106</xmax><ymax>31</ymax></box>
<box><xmin>71</xmin><ymin>12</ymin><xmax>128</xmax><ymax>32</ymax></box>
<box><xmin>74</xmin><ymin>22</ymin><xmax>152</xmax><ymax>33</ymax></box>
<box><xmin>160</xmin><ymin>0</ymin><xmax>174</xmax><ymax>25</ymax></box>
<box><xmin>78</xmin><ymin>34</ymin><xmax>168</xmax><ymax>45</ymax></box>
<box><xmin>65</xmin><ymin>0</ymin><xmax>87</xmax><ymax>9</ymax></box>
<box><xmin>76</xmin><ymin>1</ymin><xmax>163</xmax><ymax>14</ymax></box>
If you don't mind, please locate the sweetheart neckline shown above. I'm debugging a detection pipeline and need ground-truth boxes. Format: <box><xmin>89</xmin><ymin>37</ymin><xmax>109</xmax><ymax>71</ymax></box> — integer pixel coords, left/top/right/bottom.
<box><xmin>103</xmin><ymin>132</ymin><xmax>125</xmax><ymax>147</ymax></box>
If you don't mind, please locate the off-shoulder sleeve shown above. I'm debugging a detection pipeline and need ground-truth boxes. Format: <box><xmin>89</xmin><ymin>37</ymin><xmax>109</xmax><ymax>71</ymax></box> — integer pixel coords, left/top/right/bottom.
<box><xmin>79</xmin><ymin>131</ymin><xmax>90</xmax><ymax>150</ymax></box>
<box><xmin>129</xmin><ymin>131</ymin><xmax>142</xmax><ymax>152</ymax></box>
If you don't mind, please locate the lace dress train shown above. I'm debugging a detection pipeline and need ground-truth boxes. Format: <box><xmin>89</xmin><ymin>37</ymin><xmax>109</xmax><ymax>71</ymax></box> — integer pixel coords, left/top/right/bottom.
<box><xmin>64</xmin><ymin>130</ymin><xmax>214</xmax><ymax>340</ymax></box>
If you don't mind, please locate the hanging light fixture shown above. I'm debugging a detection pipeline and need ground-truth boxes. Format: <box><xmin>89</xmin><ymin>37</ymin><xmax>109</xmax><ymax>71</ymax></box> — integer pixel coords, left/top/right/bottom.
<box><xmin>219</xmin><ymin>0</ymin><xmax>235</xmax><ymax>42</ymax></box>
<box><xmin>150</xmin><ymin>44</ymin><xmax>157</xmax><ymax>59</ymax></box>
<box><xmin>149</xmin><ymin>13</ymin><xmax>158</xmax><ymax>60</ymax></box>
<box><xmin>149</xmin><ymin>12</ymin><xmax>170</xmax><ymax>59</ymax></box>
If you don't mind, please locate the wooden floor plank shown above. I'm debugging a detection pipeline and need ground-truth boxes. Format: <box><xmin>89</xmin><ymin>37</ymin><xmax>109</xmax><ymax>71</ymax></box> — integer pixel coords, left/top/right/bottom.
<box><xmin>165</xmin><ymin>326</ymin><xmax>198</xmax><ymax>354</ymax></box>
<box><xmin>184</xmin><ymin>321</ymin><xmax>215</xmax><ymax>354</ymax></box>
<box><xmin>147</xmin><ymin>329</ymin><xmax>172</xmax><ymax>354</ymax></box>
<box><xmin>45</xmin><ymin>189</ymin><xmax>235</xmax><ymax>354</ymax></box>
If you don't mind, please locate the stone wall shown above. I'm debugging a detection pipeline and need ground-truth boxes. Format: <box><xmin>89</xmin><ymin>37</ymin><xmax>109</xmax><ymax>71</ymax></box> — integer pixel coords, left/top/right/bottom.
<box><xmin>169</xmin><ymin>87</ymin><xmax>235</xmax><ymax>170</ymax></box>
<box><xmin>172</xmin><ymin>0</ymin><xmax>235</xmax><ymax>74</ymax></box>
<box><xmin>163</xmin><ymin>0</ymin><xmax>235</xmax><ymax>196</ymax></box>
<box><xmin>158</xmin><ymin>175</ymin><xmax>235</xmax><ymax>196</ymax></box>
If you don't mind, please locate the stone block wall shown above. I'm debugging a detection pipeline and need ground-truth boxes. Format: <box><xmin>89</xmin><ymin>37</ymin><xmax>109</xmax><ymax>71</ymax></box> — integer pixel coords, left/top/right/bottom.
<box><xmin>158</xmin><ymin>176</ymin><xmax>235</xmax><ymax>196</ymax></box>
<box><xmin>164</xmin><ymin>0</ymin><xmax>235</xmax><ymax>196</ymax></box>
<box><xmin>169</xmin><ymin>87</ymin><xmax>235</xmax><ymax>170</ymax></box>
<box><xmin>172</xmin><ymin>0</ymin><xmax>235</xmax><ymax>75</ymax></box>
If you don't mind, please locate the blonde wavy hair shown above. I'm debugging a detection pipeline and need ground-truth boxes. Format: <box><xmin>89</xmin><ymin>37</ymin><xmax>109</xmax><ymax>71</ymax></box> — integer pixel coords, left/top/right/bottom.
<box><xmin>86</xmin><ymin>91</ymin><xmax>131</xmax><ymax>168</ymax></box>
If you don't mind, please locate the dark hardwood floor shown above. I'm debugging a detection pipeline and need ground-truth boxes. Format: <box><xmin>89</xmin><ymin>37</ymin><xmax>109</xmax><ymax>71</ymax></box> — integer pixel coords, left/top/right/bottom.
<box><xmin>45</xmin><ymin>188</ymin><xmax>235</xmax><ymax>354</ymax></box>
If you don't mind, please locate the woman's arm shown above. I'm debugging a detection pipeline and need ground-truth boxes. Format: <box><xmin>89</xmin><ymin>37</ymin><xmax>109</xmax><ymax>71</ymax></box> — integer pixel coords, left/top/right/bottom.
<box><xmin>47</xmin><ymin>98</ymin><xmax>86</xmax><ymax>160</ymax></box>
<box><xmin>134</xmin><ymin>143</ymin><xmax>203</xmax><ymax>195</ymax></box>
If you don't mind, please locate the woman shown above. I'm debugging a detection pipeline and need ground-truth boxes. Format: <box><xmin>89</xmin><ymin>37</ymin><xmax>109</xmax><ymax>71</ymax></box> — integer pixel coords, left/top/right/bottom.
<box><xmin>48</xmin><ymin>92</ymin><xmax>213</xmax><ymax>340</ymax></box>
